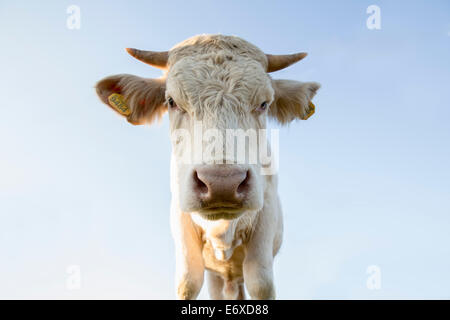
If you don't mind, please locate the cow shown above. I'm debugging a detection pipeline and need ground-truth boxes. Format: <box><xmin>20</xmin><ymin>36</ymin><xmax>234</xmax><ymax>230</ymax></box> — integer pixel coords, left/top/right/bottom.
<box><xmin>95</xmin><ymin>34</ymin><xmax>320</xmax><ymax>300</ymax></box>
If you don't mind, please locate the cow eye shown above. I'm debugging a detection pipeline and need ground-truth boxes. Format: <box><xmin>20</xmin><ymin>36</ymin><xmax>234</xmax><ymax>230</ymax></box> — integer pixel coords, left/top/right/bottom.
<box><xmin>256</xmin><ymin>101</ymin><xmax>268</xmax><ymax>113</ymax></box>
<box><xmin>167</xmin><ymin>97</ymin><xmax>186</xmax><ymax>113</ymax></box>
<box><xmin>168</xmin><ymin>97</ymin><xmax>181</xmax><ymax>111</ymax></box>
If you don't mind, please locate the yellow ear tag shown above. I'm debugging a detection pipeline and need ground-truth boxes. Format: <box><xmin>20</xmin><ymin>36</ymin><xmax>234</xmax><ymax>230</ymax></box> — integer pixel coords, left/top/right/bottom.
<box><xmin>304</xmin><ymin>101</ymin><xmax>315</xmax><ymax>120</ymax></box>
<box><xmin>108</xmin><ymin>93</ymin><xmax>131</xmax><ymax>116</ymax></box>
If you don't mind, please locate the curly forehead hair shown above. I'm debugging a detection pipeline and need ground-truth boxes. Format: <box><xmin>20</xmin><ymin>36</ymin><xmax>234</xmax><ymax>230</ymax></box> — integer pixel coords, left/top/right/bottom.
<box><xmin>168</xmin><ymin>34</ymin><xmax>268</xmax><ymax>70</ymax></box>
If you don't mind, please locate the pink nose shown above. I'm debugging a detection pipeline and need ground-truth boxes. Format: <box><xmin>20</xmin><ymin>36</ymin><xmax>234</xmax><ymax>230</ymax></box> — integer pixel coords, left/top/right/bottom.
<box><xmin>193</xmin><ymin>165</ymin><xmax>250</xmax><ymax>204</ymax></box>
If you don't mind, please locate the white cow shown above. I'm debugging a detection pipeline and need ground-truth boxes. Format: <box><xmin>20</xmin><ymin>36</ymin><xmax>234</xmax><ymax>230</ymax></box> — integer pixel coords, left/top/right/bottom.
<box><xmin>96</xmin><ymin>34</ymin><xmax>320</xmax><ymax>299</ymax></box>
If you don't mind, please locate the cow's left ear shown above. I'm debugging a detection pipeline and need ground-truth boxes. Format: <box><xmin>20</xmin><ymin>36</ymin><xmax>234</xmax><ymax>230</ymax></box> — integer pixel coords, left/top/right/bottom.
<box><xmin>95</xmin><ymin>74</ymin><xmax>166</xmax><ymax>125</ymax></box>
<box><xmin>269</xmin><ymin>79</ymin><xmax>320</xmax><ymax>124</ymax></box>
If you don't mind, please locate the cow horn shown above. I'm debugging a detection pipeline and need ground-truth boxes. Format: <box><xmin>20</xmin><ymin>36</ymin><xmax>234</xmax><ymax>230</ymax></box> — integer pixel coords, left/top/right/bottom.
<box><xmin>266</xmin><ymin>52</ymin><xmax>308</xmax><ymax>72</ymax></box>
<box><xmin>126</xmin><ymin>48</ymin><xmax>169</xmax><ymax>69</ymax></box>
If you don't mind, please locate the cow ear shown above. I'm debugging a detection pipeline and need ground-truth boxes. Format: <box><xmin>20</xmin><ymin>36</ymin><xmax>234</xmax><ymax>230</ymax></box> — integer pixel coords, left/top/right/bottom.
<box><xmin>95</xmin><ymin>74</ymin><xmax>167</xmax><ymax>125</ymax></box>
<box><xmin>269</xmin><ymin>79</ymin><xmax>320</xmax><ymax>124</ymax></box>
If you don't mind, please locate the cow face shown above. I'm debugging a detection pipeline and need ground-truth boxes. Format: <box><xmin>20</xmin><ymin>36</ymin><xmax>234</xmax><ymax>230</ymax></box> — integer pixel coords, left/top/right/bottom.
<box><xmin>95</xmin><ymin>35</ymin><xmax>320</xmax><ymax>220</ymax></box>
<box><xmin>165</xmin><ymin>53</ymin><xmax>272</xmax><ymax>220</ymax></box>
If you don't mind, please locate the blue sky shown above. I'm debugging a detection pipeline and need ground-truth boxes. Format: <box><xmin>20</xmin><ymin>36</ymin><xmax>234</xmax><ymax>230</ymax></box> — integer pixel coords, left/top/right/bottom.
<box><xmin>0</xmin><ymin>0</ymin><xmax>449</xmax><ymax>299</ymax></box>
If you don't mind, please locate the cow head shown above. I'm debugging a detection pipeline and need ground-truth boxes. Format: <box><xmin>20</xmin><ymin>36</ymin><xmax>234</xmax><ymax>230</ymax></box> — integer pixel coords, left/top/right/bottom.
<box><xmin>96</xmin><ymin>35</ymin><xmax>320</xmax><ymax>221</ymax></box>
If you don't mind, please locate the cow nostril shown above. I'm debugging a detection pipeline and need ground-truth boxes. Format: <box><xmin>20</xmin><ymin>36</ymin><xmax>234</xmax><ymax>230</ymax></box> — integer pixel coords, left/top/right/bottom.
<box><xmin>193</xmin><ymin>170</ymin><xmax>208</xmax><ymax>194</ymax></box>
<box><xmin>237</xmin><ymin>170</ymin><xmax>250</xmax><ymax>194</ymax></box>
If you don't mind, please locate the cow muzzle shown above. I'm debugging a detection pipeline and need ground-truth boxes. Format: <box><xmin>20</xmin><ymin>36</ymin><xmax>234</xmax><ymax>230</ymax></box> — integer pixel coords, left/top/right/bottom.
<box><xmin>191</xmin><ymin>164</ymin><xmax>251</xmax><ymax>220</ymax></box>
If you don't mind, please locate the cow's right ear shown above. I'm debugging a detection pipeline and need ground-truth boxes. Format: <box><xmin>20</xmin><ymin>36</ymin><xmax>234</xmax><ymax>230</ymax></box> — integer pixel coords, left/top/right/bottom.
<box><xmin>95</xmin><ymin>74</ymin><xmax>167</xmax><ymax>125</ymax></box>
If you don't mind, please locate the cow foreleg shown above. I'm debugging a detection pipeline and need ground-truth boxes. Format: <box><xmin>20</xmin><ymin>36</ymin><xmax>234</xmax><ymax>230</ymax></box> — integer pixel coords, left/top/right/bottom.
<box><xmin>207</xmin><ymin>271</ymin><xmax>224</xmax><ymax>299</ymax></box>
<box><xmin>243</xmin><ymin>209</ymin><xmax>277</xmax><ymax>300</ymax></box>
<box><xmin>243</xmin><ymin>256</ymin><xmax>275</xmax><ymax>300</ymax></box>
<box><xmin>172</xmin><ymin>209</ymin><xmax>204</xmax><ymax>300</ymax></box>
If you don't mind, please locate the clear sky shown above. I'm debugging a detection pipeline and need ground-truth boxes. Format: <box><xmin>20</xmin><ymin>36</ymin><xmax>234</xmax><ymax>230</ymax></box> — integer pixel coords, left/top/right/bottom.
<box><xmin>0</xmin><ymin>0</ymin><xmax>449</xmax><ymax>299</ymax></box>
